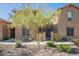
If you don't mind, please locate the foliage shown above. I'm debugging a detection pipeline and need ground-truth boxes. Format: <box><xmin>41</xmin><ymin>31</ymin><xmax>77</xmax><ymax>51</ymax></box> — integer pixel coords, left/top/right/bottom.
<box><xmin>36</xmin><ymin>39</ymin><xmax>42</xmax><ymax>47</ymax></box>
<box><xmin>72</xmin><ymin>39</ymin><xmax>79</xmax><ymax>46</ymax></box>
<box><xmin>57</xmin><ymin>44</ymin><xmax>72</xmax><ymax>53</ymax></box>
<box><xmin>29</xmin><ymin>37</ymin><xmax>32</xmax><ymax>41</ymax></box>
<box><xmin>53</xmin><ymin>34</ymin><xmax>61</xmax><ymax>42</ymax></box>
<box><xmin>46</xmin><ymin>41</ymin><xmax>54</xmax><ymax>47</ymax></box>
<box><xmin>3</xmin><ymin>37</ymin><xmax>10</xmax><ymax>40</ymax></box>
<box><xmin>61</xmin><ymin>37</ymin><xmax>69</xmax><ymax>42</ymax></box>
<box><xmin>37</xmin><ymin>41</ymin><xmax>40</xmax><ymax>45</ymax></box>
<box><xmin>0</xmin><ymin>45</ymin><xmax>3</xmax><ymax>53</ymax></box>
<box><xmin>49</xmin><ymin>9</ymin><xmax>61</xmax><ymax>25</ymax></box>
<box><xmin>15</xmin><ymin>40</ymin><xmax>22</xmax><ymax>48</ymax></box>
<box><xmin>10</xmin><ymin>4</ymin><xmax>49</xmax><ymax>40</ymax></box>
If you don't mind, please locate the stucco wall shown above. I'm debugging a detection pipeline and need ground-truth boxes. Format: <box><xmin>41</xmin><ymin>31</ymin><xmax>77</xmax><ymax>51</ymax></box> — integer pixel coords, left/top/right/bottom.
<box><xmin>0</xmin><ymin>20</ymin><xmax>11</xmax><ymax>40</ymax></box>
<box><xmin>0</xmin><ymin>26</ymin><xmax>3</xmax><ymax>41</ymax></box>
<box><xmin>15</xmin><ymin>25</ymin><xmax>22</xmax><ymax>40</ymax></box>
<box><xmin>36</xmin><ymin>32</ymin><xmax>45</xmax><ymax>41</ymax></box>
<box><xmin>58</xmin><ymin>5</ymin><xmax>79</xmax><ymax>39</ymax></box>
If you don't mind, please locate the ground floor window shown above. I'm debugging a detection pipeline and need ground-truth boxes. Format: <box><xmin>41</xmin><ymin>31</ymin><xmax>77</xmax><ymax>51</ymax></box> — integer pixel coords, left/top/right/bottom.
<box><xmin>22</xmin><ymin>27</ymin><xmax>30</xmax><ymax>37</ymax></box>
<box><xmin>67</xmin><ymin>27</ymin><xmax>74</xmax><ymax>36</ymax></box>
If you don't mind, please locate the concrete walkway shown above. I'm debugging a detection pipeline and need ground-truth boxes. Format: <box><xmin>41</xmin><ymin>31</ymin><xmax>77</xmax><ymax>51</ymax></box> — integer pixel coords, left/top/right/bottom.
<box><xmin>0</xmin><ymin>41</ymin><xmax>74</xmax><ymax>45</ymax></box>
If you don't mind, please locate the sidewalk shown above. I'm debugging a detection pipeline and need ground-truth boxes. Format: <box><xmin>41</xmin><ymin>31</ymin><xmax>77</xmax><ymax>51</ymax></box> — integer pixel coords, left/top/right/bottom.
<box><xmin>0</xmin><ymin>41</ymin><xmax>74</xmax><ymax>45</ymax></box>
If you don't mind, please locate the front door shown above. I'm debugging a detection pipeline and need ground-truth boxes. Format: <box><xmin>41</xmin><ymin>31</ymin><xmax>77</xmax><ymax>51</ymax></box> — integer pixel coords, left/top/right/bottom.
<box><xmin>10</xmin><ymin>28</ymin><xmax>15</xmax><ymax>38</ymax></box>
<box><xmin>46</xmin><ymin>31</ymin><xmax>51</xmax><ymax>40</ymax></box>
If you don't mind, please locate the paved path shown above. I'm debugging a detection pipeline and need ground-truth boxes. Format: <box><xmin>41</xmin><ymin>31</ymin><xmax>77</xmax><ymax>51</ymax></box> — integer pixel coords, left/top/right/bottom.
<box><xmin>0</xmin><ymin>41</ymin><xmax>74</xmax><ymax>45</ymax></box>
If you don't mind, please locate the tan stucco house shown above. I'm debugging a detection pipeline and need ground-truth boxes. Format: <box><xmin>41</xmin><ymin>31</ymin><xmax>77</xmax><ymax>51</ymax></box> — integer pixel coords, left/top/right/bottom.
<box><xmin>0</xmin><ymin>4</ymin><xmax>79</xmax><ymax>41</ymax></box>
<box><xmin>15</xmin><ymin>4</ymin><xmax>79</xmax><ymax>41</ymax></box>
<box><xmin>50</xmin><ymin>4</ymin><xmax>79</xmax><ymax>40</ymax></box>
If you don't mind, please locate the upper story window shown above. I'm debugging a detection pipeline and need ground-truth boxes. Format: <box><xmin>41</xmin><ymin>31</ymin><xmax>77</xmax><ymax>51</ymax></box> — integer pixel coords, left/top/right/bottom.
<box><xmin>67</xmin><ymin>11</ymin><xmax>73</xmax><ymax>21</ymax></box>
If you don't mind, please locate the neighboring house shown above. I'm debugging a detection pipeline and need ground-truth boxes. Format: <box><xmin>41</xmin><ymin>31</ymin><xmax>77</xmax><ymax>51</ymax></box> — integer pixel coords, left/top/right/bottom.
<box><xmin>50</xmin><ymin>4</ymin><xmax>79</xmax><ymax>40</ymax></box>
<box><xmin>40</xmin><ymin>4</ymin><xmax>79</xmax><ymax>41</ymax></box>
<box><xmin>0</xmin><ymin>4</ymin><xmax>79</xmax><ymax>41</ymax></box>
<box><xmin>0</xmin><ymin>18</ymin><xmax>10</xmax><ymax>40</ymax></box>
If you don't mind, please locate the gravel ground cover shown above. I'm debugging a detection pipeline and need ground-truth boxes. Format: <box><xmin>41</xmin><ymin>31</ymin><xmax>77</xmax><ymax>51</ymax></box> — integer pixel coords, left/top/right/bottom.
<box><xmin>0</xmin><ymin>44</ymin><xmax>79</xmax><ymax>56</ymax></box>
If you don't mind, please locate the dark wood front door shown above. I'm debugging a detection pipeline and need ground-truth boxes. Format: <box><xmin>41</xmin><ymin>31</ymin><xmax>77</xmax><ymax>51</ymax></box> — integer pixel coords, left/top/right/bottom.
<box><xmin>10</xmin><ymin>28</ymin><xmax>15</xmax><ymax>38</ymax></box>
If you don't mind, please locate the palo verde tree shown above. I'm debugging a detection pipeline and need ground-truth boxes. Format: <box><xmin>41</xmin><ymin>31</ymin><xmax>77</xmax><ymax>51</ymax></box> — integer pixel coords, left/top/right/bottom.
<box><xmin>10</xmin><ymin>4</ymin><xmax>52</xmax><ymax>40</ymax></box>
<box><xmin>49</xmin><ymin>9</ymin><xmax>61</xmax><ymax>45</ymax></box>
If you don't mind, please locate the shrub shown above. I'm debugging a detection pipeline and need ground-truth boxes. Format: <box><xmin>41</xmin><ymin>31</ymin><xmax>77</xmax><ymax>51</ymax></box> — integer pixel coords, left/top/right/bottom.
<box><xmin>46</xmin><ymin>41</ymin><xmax>53</xmax><ymax>47</ymax></box>
<box><xmin>53</xmin><ymin>34</ymin><xmax>60</xmax><ymax>42</ymax></box>
<box><xmin>15</xmin><ymin>40</ymin><xmax>22</xmax><ymax>48</ymax></box>
<box><xmin>61</xmin><ymin>37</ymin><xmax>69</xmax><ymax>41</ymax></box>
<box><xmin>0</xmin><ymin>45</ymin><xmax>3</xmax><ymax>53</ymax></box>
<box><xmin>36</xmin><ymin>40</ymin><xmax>40</xmax><ymax>47</ymax></box>
<box><xmin>3</xmin><ymin>37</ymin><xmax>10</xmax><ymax>40</ymax></box>
<box><xmin>29</xmin><ymin>37</ymin><xmax>32</xmax><ymax>40</ymax></box>
<box><xmin>57</xmin><ymin>44</ymin><xmax>72</xmax><ymax>53</ymax></box>
<box><xmin>71</xmin><ymin>39</ymin><xmax>79</xmax><ymax>46</ymax></box>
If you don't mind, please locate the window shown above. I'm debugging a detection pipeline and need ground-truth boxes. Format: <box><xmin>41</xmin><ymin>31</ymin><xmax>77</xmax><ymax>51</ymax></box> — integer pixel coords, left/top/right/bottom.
<box><xmin>67</xmin><ymin>27</ymin><xmax>74</xmax><ymax>36</ymax></box>
<box><xmin>22</xmin><ymin>27</ymin><xmax>27</xmax><ymax>36</ymax></box>
<box><xmin>67</xmin><ymin>11</ymin><xmax>73</xmax><ymax>20</ymax></box>
<box><xmin>22</xmin><ymin>26</ymin><xmax>30</xmax><ymax>37</ymax></box>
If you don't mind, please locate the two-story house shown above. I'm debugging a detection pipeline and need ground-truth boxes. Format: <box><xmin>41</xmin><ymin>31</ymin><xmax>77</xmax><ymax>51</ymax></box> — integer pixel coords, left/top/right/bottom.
<box><xmin>49</xmin><ymin>4</ymin><xmax>79</xmax><ymax>40</ymax></box>
<box><xmin>0</xmin><ymin>4</ymin><xmax>79</xmax><ymax>41</ymax></box>
<box><xmin>13</xmin><ymin>4</ymin><xmax>79</xmax><ymax>41</ymax></box>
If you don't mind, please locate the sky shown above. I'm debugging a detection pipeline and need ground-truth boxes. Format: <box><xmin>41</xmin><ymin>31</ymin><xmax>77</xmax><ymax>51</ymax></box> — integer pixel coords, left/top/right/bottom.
<box><xmin>0</xmin><ymin>3</ymin><xmax>79</xmax><ymax>21</ymax></box>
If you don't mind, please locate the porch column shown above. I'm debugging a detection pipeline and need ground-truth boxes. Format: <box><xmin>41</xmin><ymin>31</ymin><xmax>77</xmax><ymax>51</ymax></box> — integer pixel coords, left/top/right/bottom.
<box><xmin>15</xmin><ymin>25</ymin><xmax>22</xmax><ymax>40</ymax></box>
<box><xmin>51</xmin><ymin>32</ymin><xmax>54</xmax><ymax>40</ymax></box>
<box><xmin>36</xmin><ymin>32</ymin><xmax>45</xmax><ymax>41</ymax></box>
<box><xmin>43</xmin><ymin>32</ymin><xmax>46</xmax><ymax>41</ymax></box>
<box><xmin>8</xmin><ymin>27</ymin><xmax>11</xmax><ymax>38</ymax></box>
<box><xmin>0</xmin><ymin>26</ymin><xmax>3</xmax><ymax>41</ymax></box>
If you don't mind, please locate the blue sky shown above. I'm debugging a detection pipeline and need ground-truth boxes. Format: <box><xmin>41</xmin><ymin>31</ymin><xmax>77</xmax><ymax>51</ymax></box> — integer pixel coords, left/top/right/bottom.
<box><xmin>0</xmin><ymin>3</ymin><xmax>79</xmax><ymax>20</ymax></box>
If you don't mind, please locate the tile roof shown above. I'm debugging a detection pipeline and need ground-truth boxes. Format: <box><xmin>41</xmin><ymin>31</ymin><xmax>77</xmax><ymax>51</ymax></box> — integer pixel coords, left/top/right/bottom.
<box><xmin>0</xmin><ymin>18</ymin><xmax>12</xmax><ymax>24</ymax></box>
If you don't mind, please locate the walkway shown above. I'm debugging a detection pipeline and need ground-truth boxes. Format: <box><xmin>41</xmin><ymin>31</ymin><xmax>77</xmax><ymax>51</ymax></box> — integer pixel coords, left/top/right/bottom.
<box><xmin>0</xmin><ymin>41</ymin><xmax>74</xmax><ymax>45</ymax></box>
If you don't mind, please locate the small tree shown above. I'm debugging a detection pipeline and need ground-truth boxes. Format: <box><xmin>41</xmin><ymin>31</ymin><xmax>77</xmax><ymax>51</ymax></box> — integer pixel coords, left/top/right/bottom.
<box><xmin>49</xmin><ymin>9</ymin><xmax>61</xmax><ymax>45</ymax></box>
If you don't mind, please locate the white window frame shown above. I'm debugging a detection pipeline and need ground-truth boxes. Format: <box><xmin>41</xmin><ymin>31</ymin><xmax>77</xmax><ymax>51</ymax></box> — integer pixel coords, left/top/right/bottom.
<box><xmin>67</xmin><ymin>10</ymin><xmax>73</xmax><ymax>21</ymax></box>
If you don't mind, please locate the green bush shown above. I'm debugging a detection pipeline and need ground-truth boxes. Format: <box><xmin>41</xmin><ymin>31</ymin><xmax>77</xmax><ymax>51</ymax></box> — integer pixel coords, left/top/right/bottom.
<box><xmin>15</xmin><ymin>40</ymin><xmax>22</xmax><ymax>48</ymax></box>
<box><xmin>3</xmin><ymin>37</ymin><xmax>10</xmax><ymax>40</ymax></box>
<box><xmin>71</xmin><ymin>39</ymin><xmax>79</xmax><ymax>46</ymax></box>
<box><xmin>36</xmin><ymin>40</ymin><xmax>40</xmax><ymax>47</ymax></box>
<box><xmin>0</xmin><ymin>45</ymin><xmax>3</xmax><ymax>53</ymax></box>
<box><xmin>57</xmin><ymin>44</ymin><xmax>72</xmax><ymax>53</ymax></box>
<box><xmin>53</xmin><ymin>34</ymin><xmax>61</xmax><ymax>42</ymax></box>
<box><xmin>46</xmin><ymin>41</ymin><xmax>53</xmax><ymax>47</ymax></box>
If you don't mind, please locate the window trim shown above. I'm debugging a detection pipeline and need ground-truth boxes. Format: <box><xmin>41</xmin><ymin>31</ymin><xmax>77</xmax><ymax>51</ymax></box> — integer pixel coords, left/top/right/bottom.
<box><xmin>67</xmin><ymin>10</ymin><xmax>73</xmax><ymax>21</ymax></box>
<box><xmin>67</xmin><ymin>27</ymin><xmax>74</xmax><ymax>36</ymax></box>
<box><xmin>22</xmin><ymin>26</ymin><xmax>30</xmax><ymax>37</ymax></box>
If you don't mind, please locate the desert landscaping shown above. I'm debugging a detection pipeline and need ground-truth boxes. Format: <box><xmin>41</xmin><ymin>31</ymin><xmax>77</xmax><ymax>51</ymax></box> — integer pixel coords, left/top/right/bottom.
<box><xmin>0</xmin><ymin>41</ymin><xmax>79</xmax><ymax>56</ymax></box>
<box><xmin>0</xmin><ymin>3</ymin><xmax>79</xmax><ymax>56</ymax></box>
